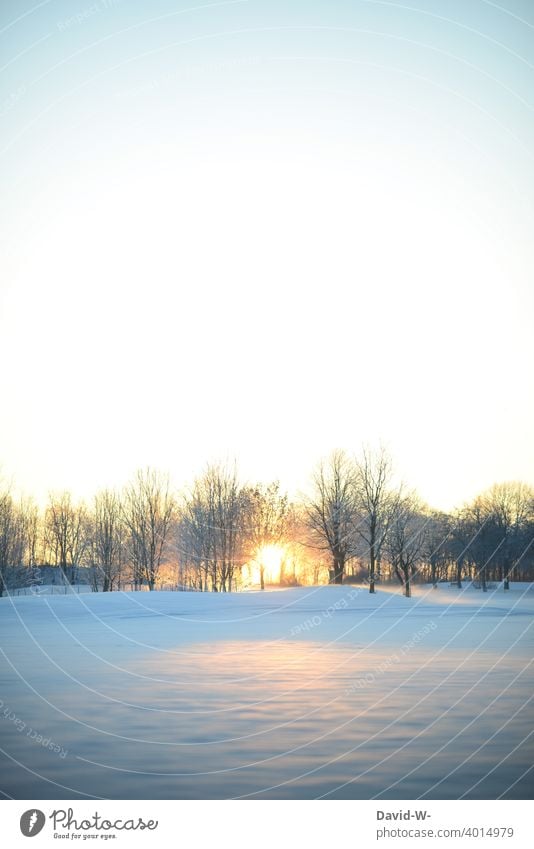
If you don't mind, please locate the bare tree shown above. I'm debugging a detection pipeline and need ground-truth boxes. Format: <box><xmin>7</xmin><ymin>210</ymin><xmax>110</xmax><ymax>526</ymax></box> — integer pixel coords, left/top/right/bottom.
<box><xmin>455</xmin><ymin>483</ymin><xmax>534</xmax><ymax>591</ymax></box>
<box><xmin>0</xmin><ymin>484</ymin><xmax>24</xmax><ymax>595</ymax></box>
<box><xmin>244</xmin><ymin>481</ymin><xmax>288</xmax><ymax>590</ymax></box>
<box><xmin>305</xmin><ymin>450</ymin><xmax>358</xmax><ymax>584</ymax></box>
<box><xmin>123</xmin><ymin>469</ymin><xmax>175</xmax><ymax>591</ymax></box>
<box><xmin>449</xmin><ymin>509</ymin><xmax>475</xmax><ymax>589</ymax></box>
<box><xmin>179</xmin><ymin>488</ymin><xmax>210</xmax><ymax>591</ymax></box>
<box><xmin>44</xmin><ymin>492</ymin><xmax>88</xmax><ymax>584</ymax></box>
<box><xmin>181</xmin><ymin>463</ymin><xmax>246</xmax><ymax>592</ymax></box>
<box><xmin>457</xmin><ymin>498</ymin><xmax>502</xmax><ymax>592</ymax></box>
<box><xmin>421</xmin><ymin>511</ymin><xmax>451</xmax><ymax>587</ymax></box>
<box><xmin>386</xmin><ymin>494</ymin><xmax>427</xmax><ymax>597</ymax></box>
<box><xmin>90</xmin><ymin>489</ymin><xmax>125</xmax><ymax>591</ymax></box>
<box><xmin>355</xmin><ymin>446</ymin><xmax>397</xmax><ymax>593</ymax></box>
<box><xmin>478</xmin><ymin>482</ymin><xmax>534</xmax><ymax>589</ymax></box>
<box><xmin>19</xmin><ymin>497</ymin><xmax>40</xmax><ymax>568</ymax></box>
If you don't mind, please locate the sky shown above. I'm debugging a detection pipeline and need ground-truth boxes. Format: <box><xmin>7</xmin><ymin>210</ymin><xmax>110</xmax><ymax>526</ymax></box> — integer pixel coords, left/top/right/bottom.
<box><xmin>1</xmin><ymin>0</ymin><xmax>533</xmax><ymax>510</ymax></box>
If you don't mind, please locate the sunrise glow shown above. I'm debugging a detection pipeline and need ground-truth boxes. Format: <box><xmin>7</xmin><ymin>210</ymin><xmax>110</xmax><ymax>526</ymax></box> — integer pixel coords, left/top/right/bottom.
<box><xmin>249</xmin><ymin>544</ymin><xmax>286</xmax><ymax>587</ymax></box>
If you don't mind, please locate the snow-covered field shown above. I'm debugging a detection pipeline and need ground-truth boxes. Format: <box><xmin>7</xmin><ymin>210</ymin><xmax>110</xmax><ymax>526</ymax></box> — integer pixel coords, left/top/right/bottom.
<box><xmin>0</xmin><ymin>583</ymin><xmax>532</xmax><ymax>799</ymax></box>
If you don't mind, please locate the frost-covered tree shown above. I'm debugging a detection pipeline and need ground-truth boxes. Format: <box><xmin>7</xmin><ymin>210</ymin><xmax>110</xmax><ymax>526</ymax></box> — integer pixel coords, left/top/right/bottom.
<box><xmin>123</xmin><ymin>469</ymin><xmax>175</xmax><ymax>591</ymax></box>
<box><xmin>243</xmin><ymin>481</ymin><xmax>288</xmax><ymax>590</ymax></box>
<box><xmin>355</xmin><ymin>446</ymin><xmax>398</xmax><ymax>593</ymax></box>
<box><xmin>386</xmin><ymin>494</ymin><xmax>427</xmax><ymax>597</ymax></box>
<box><xmin>457</xmin><ymin>499</ymin><xmax>502</xmax><ymax>592</ymax></box>
<box><xmin>456</xmin><ymin>483</ymin><xmax>534</xmax><ymax>591</ymax></box>
<box><xmin>89</xmin><ymin>489</ymin><xmax>126</xmax><ymax>591</ymax></box>
<box><xmin>305</xmin><ymin>450</ymin><xmax>358</xmax><ymax>584</ymax></box>
<box><xmin>420</xmin><ymin>511</ymin><xmax>451</xmax><ymax>587</ymax></box>
<box><xmin>180</xmin><ymin>463</ymin><xmax>246</xmax><ymax>592</ymax></box>
<box><xmin>0</xmin><ymin>484</ymin><xmax>41</xmax><ymax>596</ymax></box>
<box><xmin>478</xmin><ymin>482</ymin><xmax>534</xmax><ymax>589</ymax></box>
<box><xmin>43</xmin><ymin>492</ymin><xmax>88</xmax><ymax>584</ymax></box>
<box><xmin>0</xmin><ymin>486</ymin><xmax>23</xmax><ymax>595</ymax></box>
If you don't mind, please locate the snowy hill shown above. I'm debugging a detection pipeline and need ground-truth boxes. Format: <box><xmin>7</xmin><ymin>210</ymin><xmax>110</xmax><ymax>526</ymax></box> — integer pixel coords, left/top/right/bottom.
<box><xmin>0</xmin><ymin>584</ymin><xmax>533</xmax><ymax>799</ymax></box>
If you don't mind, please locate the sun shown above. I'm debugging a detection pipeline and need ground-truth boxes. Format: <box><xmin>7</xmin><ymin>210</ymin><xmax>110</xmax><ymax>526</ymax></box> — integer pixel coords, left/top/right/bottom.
<box><xmin>249</xmin><ymin>544</ymin><xmax>286</xmax><ymax>587</ymax></box>
<box><xmin>258</xmin><ymin>544</ymin><xmax>285</xmax><ymax>573</ymax></box>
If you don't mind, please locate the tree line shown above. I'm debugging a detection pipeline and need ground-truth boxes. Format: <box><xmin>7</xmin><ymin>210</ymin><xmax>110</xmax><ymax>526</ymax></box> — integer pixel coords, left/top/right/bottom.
<box><xmin>1</xmin><ymin>449</ymin><xmax>533</xmax><ymax>598</ymax></box>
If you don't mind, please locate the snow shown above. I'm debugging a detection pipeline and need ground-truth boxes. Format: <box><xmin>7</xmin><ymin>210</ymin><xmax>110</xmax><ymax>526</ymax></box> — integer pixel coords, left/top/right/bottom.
<box><xmin>0</xmin><ymin>583</ymin><xmax>533</xmax><ymax>799</ymax></box>
<box><xmin>6</xmin><ymin>584</ymin><xmax>95</xmax><ymax>596</ymax></box>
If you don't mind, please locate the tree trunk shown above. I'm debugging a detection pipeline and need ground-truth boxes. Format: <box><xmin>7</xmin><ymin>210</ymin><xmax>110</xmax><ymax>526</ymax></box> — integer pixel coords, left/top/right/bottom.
<box><xmin>332</xmin><ymin>555</ymin><xmax>344</xmax><ymax>584</ymax></box>
<box><xmin>369</xmin><ymin>545</ymin><xmax>376</xmax><ymax>593</ymax></box>
<box><xmin>503</xmin><ymin>557</ymin><xmax>511</xmax><ymax>590</ymax></box>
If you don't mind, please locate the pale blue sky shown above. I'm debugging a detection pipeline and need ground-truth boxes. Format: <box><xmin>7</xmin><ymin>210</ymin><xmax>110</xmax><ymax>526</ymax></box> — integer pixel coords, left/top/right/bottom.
<box><xmin>1</xmin><ymin>0</ymin><xmax>533</xmax><ymax>508</ymax></box>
